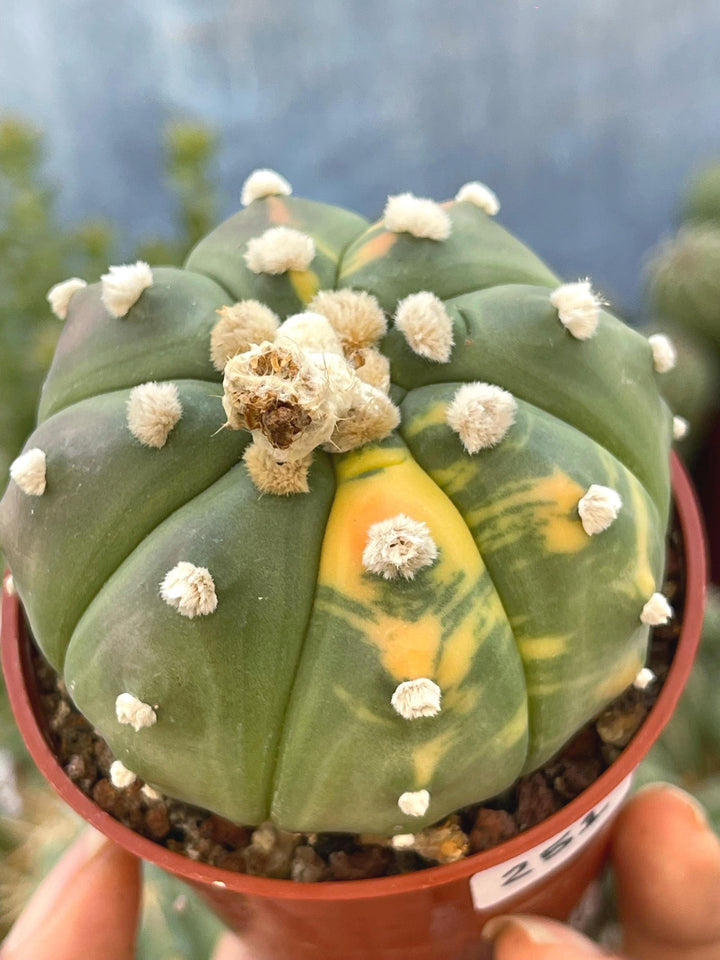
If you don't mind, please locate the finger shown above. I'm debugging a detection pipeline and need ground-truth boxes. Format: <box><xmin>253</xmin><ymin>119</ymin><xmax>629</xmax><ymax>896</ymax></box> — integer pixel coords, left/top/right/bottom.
<box><xmin>1</xmin><ymin>827</ymin><xmax>141</xmax><ymax>960</ymax></box>
<box><xmin>612</xmin><ymin>782</ymin><xmax>720</xmax><ymax>960</ymax></box>
<box><xmin>482</xmin><ymin>915</ymin><xmax>615</xmax><ymax>959</ymax></box>
<box><xmin>211</xmin><ymin>931</ymin><xmax>254</xmax><ymax>960</ymax></box>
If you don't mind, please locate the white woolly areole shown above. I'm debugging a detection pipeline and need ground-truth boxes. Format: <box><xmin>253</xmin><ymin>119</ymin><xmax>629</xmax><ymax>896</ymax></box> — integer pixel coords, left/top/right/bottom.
<box><xmin>550</xmin><ymin>280</ymin><xmax>601</xmax><ymax>340</ymax></box>
<box><xmin>391</xmin><ymin>834</ymin><xmax>416</xmax><ymax>850</ymax></box>
<box><xmin>577</xmin><ymin>484</ymin><xmax>623</xmax><ymax>535</ymax></box>
<box><xmin>101</xmin><ymin>261</ymin><xmax>153</xmax><ymax>318</ymax></box>
<box><xmin>115</xmin><ymin>693</ymin><xmax>157</xmax><ymax>731</ymax></box>
<box><xmin>127</xmin><ymin>382</ymin><xmax>182</xmax><ymax>448</ymax></box>
<box><xmin>309</xmin><ymin>289</ymin><xmax>387</xmax><ymax>350</ymax></box>
<box><xmin>398</xmin><ymin>789</ymin><xmax>430</xmax><ymax>817</ymax></box>
<box><xmin>446</xmin><ymin>382</ymin><xmax>517</xmax><ymax>453</ymax></box>
<box><xmin>3</xmin><ymin>574</ymin><xmax>14</xmax><ymax>597</ymax></box>
<box><xmin>241</xmin><ymin>169</ymin><xmax>292</xmax><ymax>206</ymax></box>
<box><xmin>210</xmin><ymin>301</ymin><xmax>280</xmax><ymax>371</ymax></box>
<box><xmin>325</xmin><ymin>382</ymin><xmax>400</xmax><ymax>454</ymax></box>
<box><xmin>110</xmin><ymin>760</ymin><xmax>136</xmax><ymax>789</ymax></box>
<box><xmin>455</xmin><ymin>181</ymin><xmax>500</xmax><ymax>215</ymax></box>
<box><xmin>160</xmin><ymin>562</ymin><xmax>218</xmax><ymax>618</ymax></box>
<box><xmin>244</xmin><ymin>227</ymin><xmax>315</xmax><ymax>275</ymax></box>
<box><xmin>391</xmin><ymin>678</ymin><xmax>442</xmax><ymax>719</ymax></box>
<box><xmin>10</xmin><ymin>448</ymin><xmax>47</xmax><ymax>496</ymax></box>
<box><xmin>362</xmin><ymin>514</ymin><xmax>438</xmax><ymax>581</ymax></box>
<box><xmin>648</xmin><ymin>334</ymin><xmax>677</xmax><ymax>373</ymax></box>
<box><xmin>383</xmin><ymin>193</ymin><xmax>451</xmax><ymax>241</ymax></box>
<box><xmin>633</xmin><ymin>667</ymin><xmax>656</xmax><ymax>690</ymax></box>
<box><xmin>394</xmin><ymin>291</ymin><xmax>454</xmax><ymax>363</ymax></box>
<box><xmin>141</xmin><ymin>784</ymin><xmax>162</xmax><ymax>801</ymax></box>
<box><xmin>353</xmin><ymin>348</ymin><xmax>391</xmax><ymax>394</ymax></box>
<box><xmin>46</xmin><ymin>277</ymin><xmax>86</xmax><ymax>319</ymax></box>
<box><xmin>673</xmin><ymin>416</ymin><xmax>689</xmax><ymax>441</ymax></box>
<box><xmin>243</xmin><ymin>442</ymin><xmax>312</xmax><ymax>496</ymax></box>
<box><xmin>640</xmin><ymin>592</ymin><xmax>673</xmax><ymax>626</ymax></box>
<box><xmin>277</xmin><ymin>312</ymin><xmax>343</xmax><ymax>355</ymax></box>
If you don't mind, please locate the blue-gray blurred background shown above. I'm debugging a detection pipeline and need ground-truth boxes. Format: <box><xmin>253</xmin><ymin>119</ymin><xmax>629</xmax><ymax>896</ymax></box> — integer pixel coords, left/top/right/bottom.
<box><xmin>2</xmin><ymin>0</ymin><xmax>720</xmax><ymax>315</ymax></box>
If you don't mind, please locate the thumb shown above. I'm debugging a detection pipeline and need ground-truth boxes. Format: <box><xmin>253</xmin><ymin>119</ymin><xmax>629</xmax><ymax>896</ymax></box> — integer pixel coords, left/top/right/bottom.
<box><xmin>482</xmin><ymin>915</ymin><xmax>615</xmax><ymax>958</ymax></box>
<box><xmin>1</xmin><ymin>827</ymin><xmax>141</xmax><ymax>960</ymax></box>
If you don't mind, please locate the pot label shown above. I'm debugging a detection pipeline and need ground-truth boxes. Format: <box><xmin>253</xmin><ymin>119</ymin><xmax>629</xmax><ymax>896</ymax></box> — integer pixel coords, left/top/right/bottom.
<box><xmin>469</xmin><ymin>774</ymin><xmax>634</xmax><ymax>910</ymax></box>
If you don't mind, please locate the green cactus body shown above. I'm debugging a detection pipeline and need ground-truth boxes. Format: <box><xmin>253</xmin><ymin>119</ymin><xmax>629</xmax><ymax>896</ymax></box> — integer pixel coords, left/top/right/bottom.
<box><xmin>0</xmin><ymin>180</ymin><xmax>673</xmax><ymax>835</ymax></box>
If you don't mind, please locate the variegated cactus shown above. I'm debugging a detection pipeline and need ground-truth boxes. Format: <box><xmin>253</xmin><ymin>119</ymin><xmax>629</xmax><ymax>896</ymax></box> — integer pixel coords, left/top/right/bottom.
<box><xmin>0</xmin><ymin>171</ymin><xmax>676</xmax><ymax>835</ymax></box>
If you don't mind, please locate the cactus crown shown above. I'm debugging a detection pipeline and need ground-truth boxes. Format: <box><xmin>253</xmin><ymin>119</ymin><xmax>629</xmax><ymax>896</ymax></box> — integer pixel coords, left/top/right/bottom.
<box><xmin>0</xmin><ymin>172</ymin><xmax>674</xmax><ymax>836</ymax></box>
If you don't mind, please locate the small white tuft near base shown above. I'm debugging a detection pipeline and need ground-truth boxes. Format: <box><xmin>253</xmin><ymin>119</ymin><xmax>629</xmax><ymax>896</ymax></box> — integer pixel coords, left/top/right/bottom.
<box><xmin>115</xmin><ymin>693</ymin><xmax>157</xmax><ymax>731</ymax></box>
<box><xmin>391</xmin><ymin>834</ymin><xmax>416</xmax><ymax>850</ymax></box>
<box><xmin>277</xmin><ymin>312</ymin><xmax>343</xmax><ymax>355</ymax></box>
<box><xmin>244</xmin><ymin>227</ymin><xmax>315</xmax><ymax>275</ymax></box>
<box><xmin>46</xmin><ymin>277</ymin><xmax>86</xmax><ymax>319</ymax></box>
<box><xmin>309</xmin><ymin>289</ymin><xmax>387</xmax><ymax>350</ymax></box>
<box><xmin>640</xmin><ymin>592</ymin><xmax>673</xmax><ymax>626</ymax></box>
<box><xmin>672</xmin><ymin>416</ymin><xmax>689</xmax><ymax>441</ymax></box>
<box><xmin>383</xmin><ymin>193</ymin><xmax>451</xmax><ymax>241</ymax></box>
<box><xmin>127</xmin><ymin>382</ymin><xmax>182</xmax><ymax>448</ymax></box>
<box><xmin>394</xmin><ymin>292</ymin><xmax>454</xmax><ymax>363</ymax></box>
<box><xmin>362</xmin><ymin>514</ymin><xmax>438</xmax><ymax>581</ymax></box>
<box><xmin>446</xmin><ymin>382</ymin><xmax>517</xmax><ymax>453</ymax></box>
<box><xmin>398</xmin><ymin>789</ymin><xmax>430</xmax><ymax>817</ymax></box>
<box><xmin>243</xmin><ymin>442</ymin><xmax>312</xmax><ymax>496</ymax></box>
<box><xmin>210</xmin><ymin>301</ymin><xmax>280</xmax><ymax>371</ymax></box>
<box><xmin>3</xmin><ymin>573</ymin><xmax>15</xmax><ymax>597</ymax></box>
<box><xmin>160</xmin><ymin>562</ymin><xmax>218</xmax><ymax>618</ymax></box>
<box><xmin>241</xmin><ymin>169</ymin><xmax>292</xmax><ymax>206</ymax></box>
<box><xmin>455</xmin><ymin>181</ymin><xmax>500</xmax><ymax>215</ymax></box>
<box><xmin>577</xmin><ymin>484</ymin><xmax>623</xmax><ymax>535</ymax></box>
<box><xmin>110</xmin><ymin>760</ymin><xmax>136</xmax><ymax>789</ymax></box>
<box><xmin>391</xmin><ymin>678</ymin><xmax>442</xmax><ymax>719</ymax></box>
<box><xmin>141</xmin><ymin>784</ymin><xmax>162</xmax><ymax>801</ymax></box>
<box><xmin>633</xmin><ymin>667</ymin><xmax>656</xmax><ymax>691</ymax></box>
<box><xmin>101</xmin><ymin>261</ymin><xmax>153</xmax><ymax>318</ymax></box>
<box><xmin>550</xmin><ymin>280</ymin><xmax>602</xmax><ymax>340</ymax></box>
<box><xmin>648</xmin><ymin>334</ymin><xmax>677</xmax><ymax>373</ymax></box>
<box><xmin>10</xmin><ymin>448</ymin><xmax>47</xmax><ymax>496</ymax></box>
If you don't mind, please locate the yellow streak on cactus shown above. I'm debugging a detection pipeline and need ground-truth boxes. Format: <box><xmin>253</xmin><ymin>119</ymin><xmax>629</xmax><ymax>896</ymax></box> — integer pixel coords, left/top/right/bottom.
<box><xmin>413</xmin><ymin>730</ymin><xmax>456</xmax><ymax>786</ymax></box>
<box><xmin>467</xmin><ymin>470</ymin><xmax>588</xmax><ymax>555</ymax></box>
<box><xmin>332</xmin><ymin>684</ymin><xmax>393</xmax><ymax>727</ymax></box>
<box><xmin>626</xmin><ymin>475</ymin><xmax>657</xmax><ymax>599</ymax></box>
<box><xmin>325</xmin><ymin>443</ymin><xmax>488</xmax><ymax>686</ymax></box>
<box><xmin>594</xmin><ymin>650</ymin><xmax>645</xmax><ymax>701</ymax></box>
<box><xmin>341</xmin><ymin>229</ymin><xmax>397</xmax><ymax>276</ymax></box>
<box><xmin>517</xmin><ymin>634</ymin><xmax>569</xmax><ymax>659</ymax></box>
<box><xmin>288</xmin><ymin>269</ymin><xmax>320</xmax><ymax>304</ymax></box>
<box><xmin>495</xmin><ymin>701</ymin><xmax>530</xmax><ymax>748</ymax></box>
<box><xmin>435</xmin><ymin>596</ymin><xmax>504</xmax><ymax>688</ymax></box>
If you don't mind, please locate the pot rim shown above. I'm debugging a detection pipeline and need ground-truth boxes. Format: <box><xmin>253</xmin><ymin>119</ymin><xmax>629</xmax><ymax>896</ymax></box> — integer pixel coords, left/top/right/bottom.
<box><xmin>1</xmin><ymin>452</ymin><xmax>707</xmax><ymax>903</ymax></box>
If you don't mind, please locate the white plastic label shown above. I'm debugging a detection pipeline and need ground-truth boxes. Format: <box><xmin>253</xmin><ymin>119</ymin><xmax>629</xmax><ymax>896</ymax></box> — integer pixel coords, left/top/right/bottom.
<box><xmin>469</xmin><ymin>774</ymin><xmax>634</xmax><ymax>910</ymax></box>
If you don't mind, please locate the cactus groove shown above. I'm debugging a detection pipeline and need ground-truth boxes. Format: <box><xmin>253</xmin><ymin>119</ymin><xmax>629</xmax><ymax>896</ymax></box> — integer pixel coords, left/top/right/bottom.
<box><xmin>0</xmin><ymin>179</ymin><xmax>673</xmax><ymax>834</ymax></box>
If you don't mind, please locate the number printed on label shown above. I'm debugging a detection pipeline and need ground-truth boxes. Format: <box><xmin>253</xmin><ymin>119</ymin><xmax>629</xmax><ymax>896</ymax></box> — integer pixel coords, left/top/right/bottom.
<box><xmin>469</xmin><ymin>774</ymin><xmax>634</xmax><ymax>910</ymax></box>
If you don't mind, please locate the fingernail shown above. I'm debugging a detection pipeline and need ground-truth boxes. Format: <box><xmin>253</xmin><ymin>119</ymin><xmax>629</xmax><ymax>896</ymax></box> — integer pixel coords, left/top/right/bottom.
<box><xmin>635</xmin><ymin>782</ymin><xmax>709</xmax><ymax>830</ymax></box>
<box><xmin>2</xmin><ymin>828</ymin><xmax>110</xmax><ymax>953</ymax></box>
<box><xmin>482</xmin><ymin>915</ymin><xmax>605</xmax><ymax>952</ymax></box>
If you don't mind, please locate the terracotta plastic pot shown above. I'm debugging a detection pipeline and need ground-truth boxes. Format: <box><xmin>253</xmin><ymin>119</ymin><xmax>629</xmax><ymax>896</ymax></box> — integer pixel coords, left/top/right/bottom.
<box><xmin>1</xmin><ymin>453</ymin><xmax>707</xmax><ymax>960</ymax></box>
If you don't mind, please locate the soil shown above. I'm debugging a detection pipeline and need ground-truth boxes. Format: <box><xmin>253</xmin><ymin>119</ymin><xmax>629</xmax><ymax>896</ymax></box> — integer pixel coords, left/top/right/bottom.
<box><xmin>30</xmin><ymin>515</ymin><xmax>684</xmax><ymax>883</ymax></box>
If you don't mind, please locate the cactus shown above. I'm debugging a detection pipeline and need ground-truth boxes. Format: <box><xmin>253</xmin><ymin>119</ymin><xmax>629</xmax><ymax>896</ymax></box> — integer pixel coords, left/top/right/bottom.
<box><xmin>0</xmin><ymin>173</ymin><xmax>674</xmax><ymax>836</ymax></box>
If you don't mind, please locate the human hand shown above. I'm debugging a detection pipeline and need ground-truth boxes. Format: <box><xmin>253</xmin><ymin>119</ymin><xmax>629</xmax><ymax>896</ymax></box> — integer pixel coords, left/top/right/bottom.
<box><xmin>483</xmin><ymin>783</ymin><xmax>720</xmax><ymax>959</ymax></box>
<box><xmin>0</xmin><ymin>825</ymin><xmax>249</xmax><ymax>960</ymax></box>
